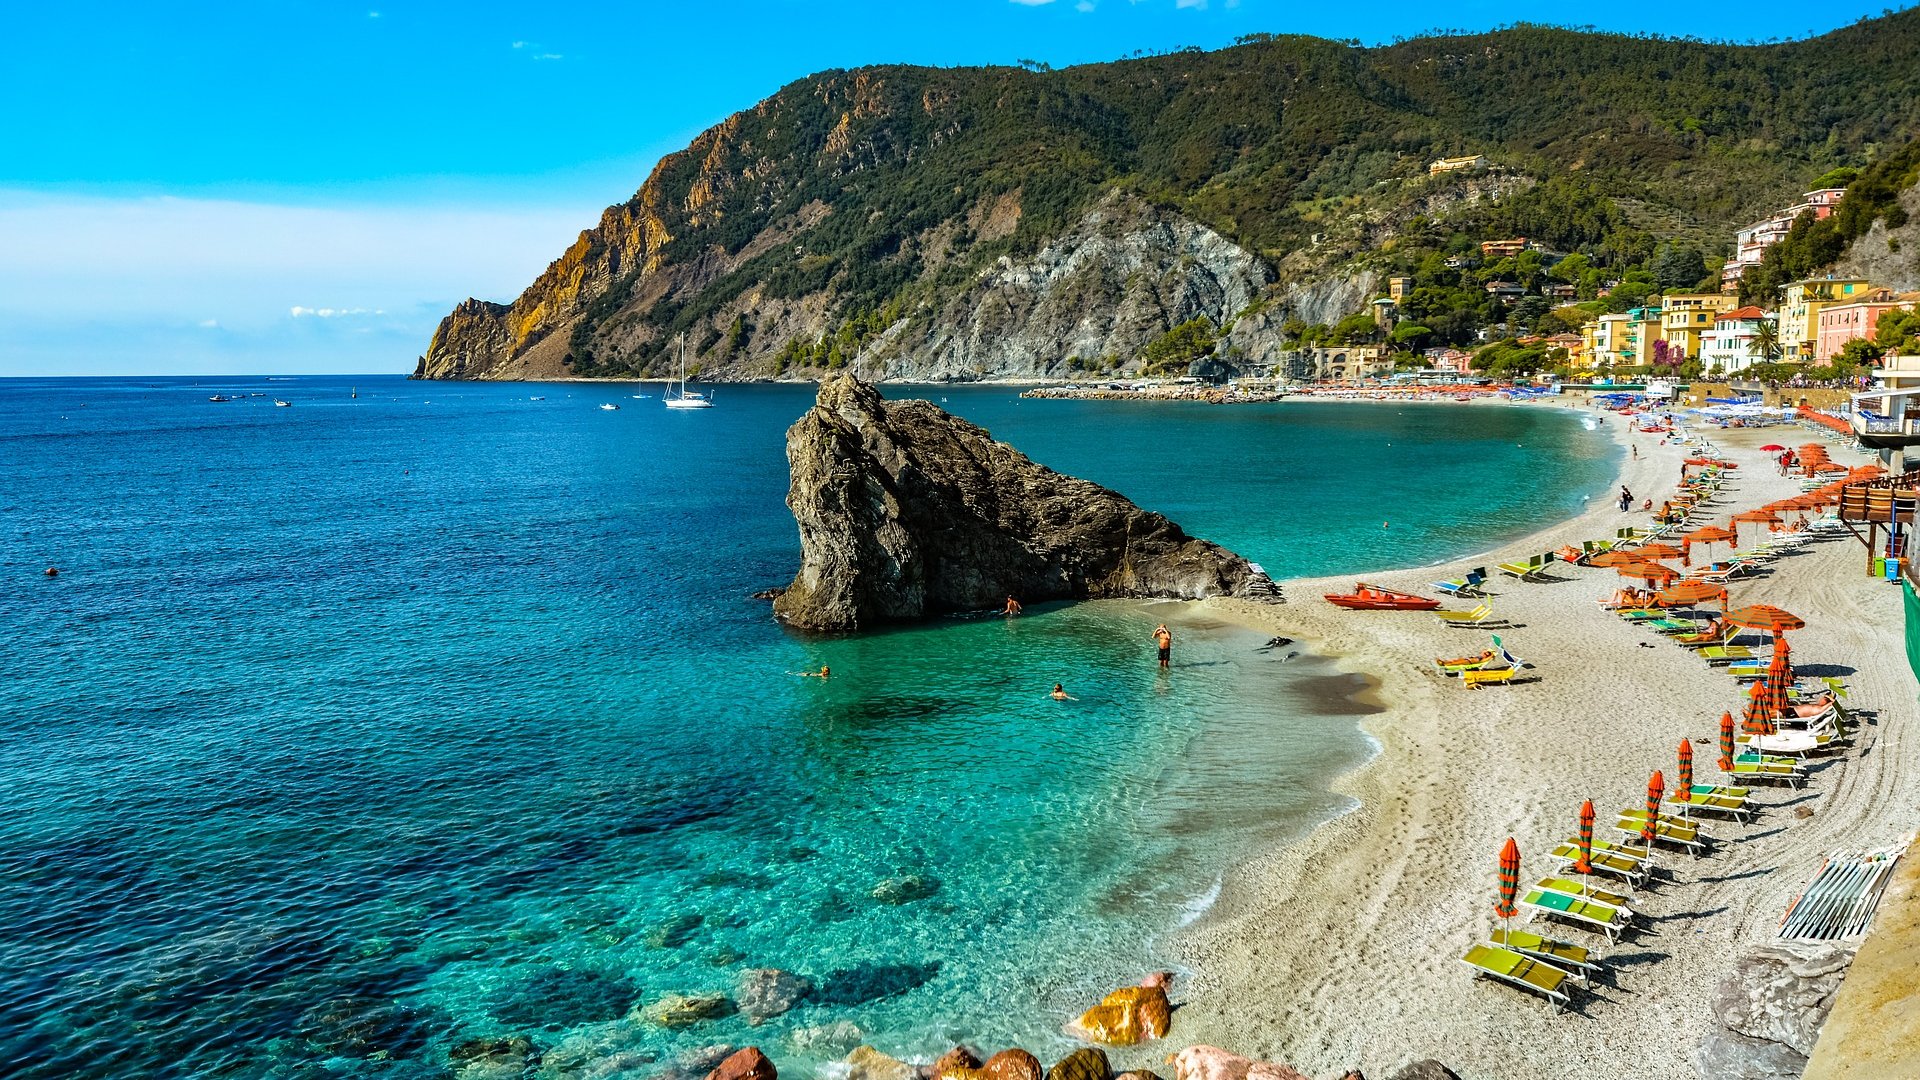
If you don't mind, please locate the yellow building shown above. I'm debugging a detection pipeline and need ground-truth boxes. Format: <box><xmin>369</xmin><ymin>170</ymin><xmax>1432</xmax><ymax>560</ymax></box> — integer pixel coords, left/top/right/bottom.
<box><xmin>1659</xmin><ymin>293</ymin><xmax>1739</xmax><ymax>359</ymax></box>
<box><xmin>1582</xmin><ymin>313</ymin><xmax>1632</xmax><ymax>371</ymax></box>
<box><xmin>1779</xmin><ymin>278</ymin><xmax>1872</xmax><ymax>360</ymax></box>
<box><xmin>1625</xmin><ymin>307</ymin><xmax>1666</xmax><ymax>367</ymax></box>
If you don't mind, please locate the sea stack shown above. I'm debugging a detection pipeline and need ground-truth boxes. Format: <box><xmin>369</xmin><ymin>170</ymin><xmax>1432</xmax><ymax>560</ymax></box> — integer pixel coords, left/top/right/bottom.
<box><xmin>773</xmin><ymin>375</ymin><xmax>1257</xmax><ymax>631</ymax></box>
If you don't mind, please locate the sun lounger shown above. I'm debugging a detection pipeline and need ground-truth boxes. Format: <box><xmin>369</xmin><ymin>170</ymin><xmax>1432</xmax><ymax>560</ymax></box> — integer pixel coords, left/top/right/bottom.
<box><xmin>1489</xmin><ymin>928</ymin><xmax>1600</xmax><ymax>981</ymax></box>
<box><xmin>1697</xmin><ymin>645</ymin><xmax>1757</xmax><ymax>665</ymax></box>
<box><xmin>1436</xmin><ymin>602</ymin><xmax>1506</xmax><ymax>627</ymax></box>
<box><xmin>1433</xmin><ymin>567</ymin><xmax>1487</xmax><ymax>597</ymax></box>
<box><xmin>1537</xmin><ymin>876</ymin><xmax>1635</xmax><ymax>912</ymax></box>
<box><xmin>1550</xmin><ymin>841</ymin><xmax>1647</xmax><ymax>887</ymax></box>
<box><xmin>1520</xmin><ymin>887</ymin><xmax>1630</xmax><ymax>942</ymax></box>
<box><xmin>1728</xmin><ymin>753</ymin><xmax>1804</xmax><ymax>787</ymax></box>
<box><xmin>1674</xmin><ymin>788</ymin><xmax>1752</xmax><ymax>821</ymax></box>
<box><xmin>1644</xmin><ymin>618</ymin><xmax>1707</xmax><ymax>635</ymax></box>
<box><xmin>1614</xmin><ymin>810</ymin><xmax>1707</xmax><ymax>856</ymax></box>
<box><xmin>1496</xmin><ymin>553</ymin><xmax>1555</xmax><ymax>581</ymax></box>
<box><xmin>1460</xmin><ymin>943</ymin><xmax>1572</xmax><ymax>1011</ymax></box>
<box><xmin>1434</xmin><ymin>649</ymin><xmax>1498</xmax><ymax>675</ymax></box>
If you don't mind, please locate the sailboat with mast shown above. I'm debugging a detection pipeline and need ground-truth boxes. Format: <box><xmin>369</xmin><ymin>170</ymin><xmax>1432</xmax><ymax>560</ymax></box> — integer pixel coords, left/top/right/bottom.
<box><xmin>664</xmin><ymin>334</ymin><xmax>714</xmax><ymax>410</ymax></box>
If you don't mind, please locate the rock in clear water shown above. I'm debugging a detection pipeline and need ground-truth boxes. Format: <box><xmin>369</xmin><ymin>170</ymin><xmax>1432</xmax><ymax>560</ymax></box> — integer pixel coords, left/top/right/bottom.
<box><xmin>643</xmin><ymin>992</ymin><xmax>738</xmax><ymax>1027</ymax></box>
<box><xmin>489</xmin><ymin>966</ymin><xmax>641</xmax><ymax>1027</ymax></box>
<box><xmin>934</xmin><ymin>1047</ymin><xmax>984</xmax><ymax>1078</ymax></box>
<box><xmin>815</xmin><ymin>961</ymin><xmax>941</xmax><ymax>1005</ymax></box>
<box><xmin>737</xmin><ymin>968</ymin><xmax>814</xmax><ymax>1024</ymax></box>
<box><xmin>790</xmin><ymin>1021</ymin><xmax>865</xmax><ymax>1054</ymax></box>
<box><xmin>450</xmin><ymin>1035</ymin><xmax>540</xmax><ymax>1080</ymax></box>
<box><xmin>703</xmin><ymin>1047</ymin><xmax>777</xmax><ymax>1080</ymax></box>
<box><xmin>871</xmin><ymin>874</ymin><xmax>942</xmax><ymax>905</ymax></box>
<box><xmin>295</xmin><ymin>995</ymin><xmax>437</xmax><ymax>1059</ymax></box>
<box><xmin>646</xmin><ymin>913</ymin><xmax>706</xmax><ymax>949</ymax></box>
<box><xmin>774</xmin><ymin>375</ymin><xmax>1257</xmax><ymax>631</ymax></box>
<box><xmin>844</xmin><ymin>1045</ymin><xmax>918</xmax><ymax>1080</ymax></box>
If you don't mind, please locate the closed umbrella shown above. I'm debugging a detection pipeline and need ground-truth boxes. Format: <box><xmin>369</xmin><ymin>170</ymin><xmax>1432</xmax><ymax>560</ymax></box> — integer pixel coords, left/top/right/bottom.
<box><xmin>1495</xmin><ymin>837</ymin><xmax>1521</xmax><ymax>939</ymax></box>
<box><xmin>1643</xmin><ymin>771</ymin><xmax>1665</xmax><ymax>860</ymax></box>
<box><xmin>1676</xmin><ymin>739</ymin><xmax>1694</xmax><ymax>819</ymax></box>
<box><xmin>1719</xmin><ymin>711</ymin><xmax>1737</xmax><ymax>774</ymax></box>
<box><xmin>1575</xmin><ymin>801</ymin><xmax>1595</xmax><ymax>874</ymax></box>
<box><xmin>1764</xmin><ymin>638</ymin><xmax>1794</xmax><ymax>719</ymax></box>
<box><xmin>1742</xmin><ymin>678</ymin><xmax>1775</xmax><ymax>737</ymax></box>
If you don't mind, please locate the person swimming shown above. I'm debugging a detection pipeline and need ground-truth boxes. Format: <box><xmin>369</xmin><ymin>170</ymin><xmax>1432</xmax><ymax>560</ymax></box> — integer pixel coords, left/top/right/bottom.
<box><xmin>1050</xmin><ymin>683</ymin><xmax>1075</xmax><ymax>701</ymax></box>
<box><xmin>794</xmin><ymin>665</ymin><xmax>830</xmax><ymax>679</ymax></box>
<box><xmin>1003</xmin><ymin>596</ymin><xmax>1023</xmax><ymax>616</ymax></box>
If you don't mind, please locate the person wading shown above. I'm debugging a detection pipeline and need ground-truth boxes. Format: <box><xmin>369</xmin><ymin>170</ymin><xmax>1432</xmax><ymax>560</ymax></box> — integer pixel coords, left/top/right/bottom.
<box><xmin>1153</xmin><ymin>624</ymin><xmax>1173</xmax><ymax>670</ymax></box>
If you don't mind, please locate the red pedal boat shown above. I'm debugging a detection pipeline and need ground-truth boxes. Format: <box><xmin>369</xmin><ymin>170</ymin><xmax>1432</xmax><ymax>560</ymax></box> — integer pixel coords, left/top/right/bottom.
<box><xmin>1323</xmin><ymin>583</ymin><xmax>1441</xmax><ymax>610</ymax></box>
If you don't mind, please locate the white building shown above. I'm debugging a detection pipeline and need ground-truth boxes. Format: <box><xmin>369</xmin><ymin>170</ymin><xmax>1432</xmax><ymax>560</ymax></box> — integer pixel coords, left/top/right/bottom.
<box><xmin>1698</xmin><ymin>305</ymin><xmax>1775</xmax><ymax>375</ymax></box>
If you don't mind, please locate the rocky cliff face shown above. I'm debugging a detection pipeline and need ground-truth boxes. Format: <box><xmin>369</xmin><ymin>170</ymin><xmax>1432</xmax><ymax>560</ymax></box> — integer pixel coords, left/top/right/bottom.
<box><xmin>773</xmin><ymin>375</ymin><xmax>1257</xmax><ymax>631</ymax></box>
<box><xmin>1831</xmin><ymin>184</ymin><xmax>1920</xmax><ymax>292</ymax></box>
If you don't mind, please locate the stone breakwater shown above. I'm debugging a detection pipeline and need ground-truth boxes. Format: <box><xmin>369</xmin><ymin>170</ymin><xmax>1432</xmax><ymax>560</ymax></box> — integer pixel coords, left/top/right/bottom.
<box><xmin>773</xmin><ymin>375</ymin><xmax>1261</xmax><ymax>630</ymax></box>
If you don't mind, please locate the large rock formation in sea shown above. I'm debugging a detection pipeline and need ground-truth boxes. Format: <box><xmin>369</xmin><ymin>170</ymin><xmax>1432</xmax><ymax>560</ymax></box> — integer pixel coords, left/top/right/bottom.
<box><xmin>772</xmin><ymin>375</ymin><xmax>1257</xmax><ymax>631</ymax></box>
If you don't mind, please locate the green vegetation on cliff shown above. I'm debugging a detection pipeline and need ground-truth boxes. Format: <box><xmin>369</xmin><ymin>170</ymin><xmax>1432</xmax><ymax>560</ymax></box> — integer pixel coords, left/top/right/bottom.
<box><xmin>1741</xmin><ymin>141</ymin><xmax>1920</xmax><ymax>302</ymax></box>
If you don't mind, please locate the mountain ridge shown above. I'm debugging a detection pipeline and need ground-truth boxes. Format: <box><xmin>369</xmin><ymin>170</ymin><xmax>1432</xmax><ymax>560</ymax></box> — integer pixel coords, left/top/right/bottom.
<box><xmin>415</xmin><ymin>10</ymin><xmax>1920</xmax><ymax>382</ymax></box>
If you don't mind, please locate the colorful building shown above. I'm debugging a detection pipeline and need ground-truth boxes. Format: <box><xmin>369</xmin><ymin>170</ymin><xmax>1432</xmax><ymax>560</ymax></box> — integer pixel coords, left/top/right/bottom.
<box><xmin>1625</xmin><ymin>306</ymin><xmax>1666</xmax><ymax>367</ymax></box>
<box><xmin>1660</xmin><ymin>293</ymin><xmax>1739</xmax><ymax>358</ymax></box>
<box><xmin>1699</xmin><ymin>306</ymin><xmax>1774</xmax><ymax>375</ymax></box>
<box><xmin>1429</xmin><ymin>155</ymin><xmax>1487</xmax><ymax>175</ymax></box>
<box><xmin>1479</xmin><ymin>239</ymin><xmax>1529</xmax><ymax>259</ymax></box>
<box><xmin>1581</xmin><ymin>313</ymin><xmax>1632</xmax><ymax>370</ymax></box>
<box><xmin>1815</xmin><ymin>291</ymin><xmax>1914</xmax><ymax>362</ymax></box>
<box><xmin>1387</xmin><ymin>275</ymin><xmax>1414</xmax><ymax>301</ymax></box>
<box><xmin>1721</xmin><ymin>188</ymin><xmax>1850</xmax><ymax>290</ymax></box>
<box><xmin>1780</xmin><ymin>278</ymin><xmax>1873</xmax><ymax>360</ymax></box>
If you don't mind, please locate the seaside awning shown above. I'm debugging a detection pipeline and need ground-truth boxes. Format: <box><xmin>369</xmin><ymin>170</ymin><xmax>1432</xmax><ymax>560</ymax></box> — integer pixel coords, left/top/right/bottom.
<box><xmin>1726</xmin><ymin>604</ymin><xmax>1805</xmax><ymax>635</ymax></box>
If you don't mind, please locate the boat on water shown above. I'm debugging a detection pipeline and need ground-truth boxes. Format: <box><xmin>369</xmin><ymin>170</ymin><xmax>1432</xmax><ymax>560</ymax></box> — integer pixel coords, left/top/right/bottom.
<box><xmin>1324</xmin><ymin>583</ymin><xmax>1441</xmax><ymax>610</ymax></box>
<box><xmin>207</xmin><ymin>394</ymin><xmax>233</xmax><ymax>402</ymax></box>
<box><xmin>664</xmin><ymin>333</ymin><xmax>713</xmax><ymax>410</ymax></box>
<box><xmin>600</xmin><ymin>403</ymin><xmax>621</xmax><ymax>411</ymax></box>
<box><xmin>273</xmin><ymin>399</ymin><xmax>292</xmax><ymax>408</ymax></box>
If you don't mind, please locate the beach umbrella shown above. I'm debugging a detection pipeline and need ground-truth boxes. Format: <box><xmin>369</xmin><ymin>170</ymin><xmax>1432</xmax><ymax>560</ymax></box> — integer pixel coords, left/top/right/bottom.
<box><xmin>1732</xmin><ymin>508</ymin><xmax>1783</xmax><ymax>545</ymax></box>
<box><xmin>1853</xmin><ymin>464</ymin><xmax>1888</xmax><ymax>478</ymax></box>
<box><xmin>1759</xmin><ymin>444</ymin><xmax>1786</xmax><ymax>452</ymax></box>
<box><xmin>1719</xmin><ymin>711</ymin><xmax>1737</xmax><ymax>774</ymax></box>
<box><xmin>1575</xmin><ymin>801</ymin><xmax>1595</xmax><ymax>874</ymax></box>
<box><xmin>1676</xmin><ymin>739</ymin><xmax>1694</xmax><ymax>818</ymax></box>
<box><xmin>1656</xmin><ymin>580</ymin><xmax>1727</xmax><ymax>613</ymax></box>
<box><xmin>1634</xmin><ymin>542</ymin><xmax>1685</xmax><ymax>561</ymax></box>
<box><xmin>1764</xmin><ymin>640</ymin><xmax>1795</xmax><ymax>719</ymax></box>
<box><xmin>1686</xmin><ymin>525</ymin><xmax>1737</xmax><ymax>544</ymax></box>
<box><xmin>1643</xmin><ymin>771</ymin><xmax>1665</xmax><ymax>860</ymax></box>
<box><xmin>1495</xmin><ymin>837</ymin><xmax>1521</xmax><ymax>939</ymax></box>
<box><xmin>1813</xmin><ymin>462</ymin><xmax>1849</xmax><ymax>473</ymax></box>
<box><xmin>1726</xmin><ymin>604</ymin><xmax>1805</xmax><ymax>636</ymax></box>
<box><xmin>1619</xmin><ymin>561</ymin><xmax>1679</xmax><ymax>585</ymax></box>
<box><xmin>1742</xmin><ymin>678</ymin><xmax>1776</xmax><ymax>737</ymax></box>
<box><xmin>1590</xmin><ymin>550</ymin><xmax>1646</xmax><ymax>567</ymax></box>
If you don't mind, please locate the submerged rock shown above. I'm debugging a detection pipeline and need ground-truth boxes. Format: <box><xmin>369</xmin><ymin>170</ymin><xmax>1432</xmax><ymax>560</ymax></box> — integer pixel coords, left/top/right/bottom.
<box><xmin>1169</xmin><ymin>1046</ymin><xmax>1309</xmax><ymax>1080</ymax></box>
<box><xmin>704</xmin><ymin>1048</ymin><xmax>777</xmax><ymax>1080</ymax></box>
<box><xmin>1065</xmin><ymin>974</ymin><xmax>1173</xmax><ymax>1046</ymax></box>
<box><xmin>843</xmin><ymin>1045</ymin><xmax>918</xmax><ymax>1080</ymax></box>
<box><xmin>815</xmin><ymin>961</ymin><xmax>941</xmax><ymax>1005</ymax></box>
<box><xmin>737</xmin><ymin>968</ymin><xmax>813</xmax><ymax>1024</ymax></box>
<box><xmin>642</xmin><ymin>992</ymin><xmax>737</xmax><ymax>1027</ymax></box>
<box><xmin>489</xmin><ymin>965</ymin><xmax>640</xmax><ymax>1026</ymax></box>
<box><xmin>773</xmin><ymin>375</ymin><xmax>1258</xmax><ymax>631</ymax></box>
<box><xmin>789</xmin><ymin>1020</ymin><xmax>865</xmax><ymax>1053</ymax></box>
<box><xmin>646</xmin><ymin>913</ymin><xmax>706</xmax><ymax>949</ymax></box>
<box><xmin>871</xmin><ymin>874</ymin><xmax>942</xmax><ymax>905</ymax></box>
<box><xmin>451</xmin><ymin>1035</ymin><xmax>541</xmax><ymax>1080</ymax></box>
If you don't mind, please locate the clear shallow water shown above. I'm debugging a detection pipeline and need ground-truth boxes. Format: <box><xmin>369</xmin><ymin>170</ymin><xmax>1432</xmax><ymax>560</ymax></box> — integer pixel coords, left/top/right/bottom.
<box><xmin>0</xmin><ymin>377</ymin><xmax>1612</xmax><ymax>1079</ymax></box>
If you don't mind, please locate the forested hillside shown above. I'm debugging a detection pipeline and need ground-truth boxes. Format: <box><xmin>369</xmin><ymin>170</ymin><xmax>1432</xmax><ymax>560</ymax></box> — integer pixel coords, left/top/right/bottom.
<box><xmin>416</xmin><ymin>9</ymin><xmax>1920</xmax><ymax>382</ymax></box>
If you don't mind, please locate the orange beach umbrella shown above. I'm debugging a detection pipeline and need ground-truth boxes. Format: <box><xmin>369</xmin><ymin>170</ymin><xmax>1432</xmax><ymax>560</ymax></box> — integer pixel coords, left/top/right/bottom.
<box><xmin>1643</xmin><ymin>771</ymin><xmax>1665</xmax><ymax>858</ymax></box>
<box><xmin>1686</xmin><ymin>525</ymin><xmax>1737</xmax><ymax>545</ymax></box>
<box><xmin>1676</xmin><ymin>739</ymin><xmax>1694</xmax><ymax>817</ymax></box>
<box><xmin>1575</xmin><ymin>801</ymin><xmax>1595</xmax><ymax>874</ymax></box>
<box><xmin>1656</xmin><ymin>580</ymin><xmax>1727</xmax><ymax>610</ymax></box>
<box><xmin>1633</xmin><ymin>542</ymin><xmax>1685</xmax><ymax>561</ymax></box>
<box><xmin>1726</xmin><ymin>604</ymin><xmax>1805</xmax><ymax>636</ymax></box>
<box><xmin>1741</xmin><ymin>678</ymin><xmax>1775</xmax><ymax>737</ymax></box>
<box><xmin>1719</xmin><ymin>711</ymin><xmax>1737</xmax><ymax>773</ymax></box>
<box><xmin>1590</xmin><ymin>550</ymin><xmax>1646</xmax><ymax>567</ymax></box>
<box><xmin>1619</xmin><ymin>561</ymin><xmax>1680</xmax><ymax>584</ymax></box>
<box><xmin>1495</xmin><ymin>837</ymin><xmax>1521</xmax><ymax>936</ymax></box>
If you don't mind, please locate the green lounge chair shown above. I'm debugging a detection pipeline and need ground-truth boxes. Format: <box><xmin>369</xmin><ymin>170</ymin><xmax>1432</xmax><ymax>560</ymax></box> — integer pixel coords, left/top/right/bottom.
<box><xmin>1489</xmin><ymin>928</ymin><xmax>1600</xmax><ymax>981</ymax></box>
<box><xmin>1460</xmin><ymin>943</ymin><xmax>1571</xmax><ymax>1011</ymax></box>
<box><xmin>1497</xmin><ymin>552</ymin><xmax>1556</xmax><ymax>581</ymax></box>
<box><xmin>1697</xmin><ymin>645</ymin><xmax>1757</xmax><ymax>665</ymax></box>
<box><xmin>1614</xmin><ymin>810</ymin><xmax>1707</xmax><ymax>856</ymax></box>
<box><xmin>1550</xmin><ymin>841</ymin><xmax>1648</xmax><ymax>887</ymax></box>
<box><xmin>1728</xmin><ymin>753</ymin><xmax>1805</xmax><ymax>788</ymax></box>
<box><xmin>1520</xmin><ymin>888</ymin><xmax>1629</xmax><ymax>942</ymax></box>
<box><xmin>1673</xmin><ymin>788</ymin><xmax>1752</xmax><ymax>821</ymax></box>
<box><xmin>1537</xmin><ymin>876</ymin><xmax>1635</xmax><ymax>912</ymax></box>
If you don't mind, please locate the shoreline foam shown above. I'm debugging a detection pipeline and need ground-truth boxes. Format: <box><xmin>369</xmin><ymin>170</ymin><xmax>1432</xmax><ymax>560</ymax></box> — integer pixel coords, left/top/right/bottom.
<box><xmin>1166</xmin><ymin>407</ymin><xmax>1920</xmax><ymax>1077</ymax></box>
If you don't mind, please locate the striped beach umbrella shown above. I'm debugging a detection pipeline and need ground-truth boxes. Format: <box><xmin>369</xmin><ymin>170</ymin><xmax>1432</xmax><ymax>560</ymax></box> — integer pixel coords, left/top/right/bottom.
<box><xmin>1495</xmin><ymin>837</ymin><xmax>1520</xmax><ymax>936</ymax></box>
<box><xmin>1728</xmin><ymin>605</ymin><xmax>1805</xmax><ymax>637</ymax></box>
<box><xmin>1767</xmin><ymin>638</ymin><xmax>1794</xmax><ymax>704</ymax></box>
<box><xmin>1676</xmin><ymin>740</ymin><xmax>1694</xmax><ymax>818</ymax></box>
<box><xmin>1619</xmin><ymin>561</ymin><xmax>1680</xmax><ymax>585</ymax></box>
<box><xmin>1590</xmin><ymin>550</ymin><xmax>1645</xmax><ymax>567</ymax></box>
<box><xmin>1742</xmin><ymin>678</ymin><xmax>1776</xmax><ymax>737</ymax></box>
<box><xmin>1575</xmin><ymin>800</ymin><xmax>1595</xmax><ymax>875</ymax></box>
<box><xmin>1634</xmin><ymin>542</ymin><xmax>1685</xmax><ymax>561</ymax></box>
<box><xmin>1643</xmin><ymin>771</ymin><xmax>1664</xmax><ymax>858</ymax></box>
<box><xmin>1656</xmin><ymin>580</ymin><xmax>1727</xmax><ymax>613</ymax></box>
<box><xmin>1719</xmin><ymin>710</ymin><xmax>1737</xmax><ymax>774</ymax></box>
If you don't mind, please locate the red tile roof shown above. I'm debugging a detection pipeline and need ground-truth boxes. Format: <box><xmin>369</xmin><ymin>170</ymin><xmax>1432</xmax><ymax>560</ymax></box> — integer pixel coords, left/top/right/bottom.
<box><xmin>1719</xmin><ymin>306</ymin><xmax>1768</xmax><ymax>320</ymax></box>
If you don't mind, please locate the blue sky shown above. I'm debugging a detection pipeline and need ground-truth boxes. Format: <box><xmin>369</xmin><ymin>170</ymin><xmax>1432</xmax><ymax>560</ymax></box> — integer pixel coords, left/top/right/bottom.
<box><xmin>1</xmin><ymin>1</ymin><xmax>1898</xmax><ymax>376</ymax></box>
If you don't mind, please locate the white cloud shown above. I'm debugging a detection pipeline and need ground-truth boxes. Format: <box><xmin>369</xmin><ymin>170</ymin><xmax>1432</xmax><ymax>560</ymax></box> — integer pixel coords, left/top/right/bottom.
<box><xmin>367</xmin><ymin>10</ymin><xmax>381</xmax><ymax>17</ymax></box>
<box><xmin>534</xmin><ymin>53</ymin><xmax>564</xmax><ymax>61</ymax></box>
<box><xmin>1076</xmin><ymin>0</ymin><xmax>1095</xmax><ymax>9</ymax></box>
<box><xmin>1175</xmin><ymin>0</ymin><xmax>1207</xmax><ymax>8</ymax></box>
<box><xmin>512</xmin><ymin>40</ymin><xmax>528</xmax><ymax>48</ymax></box>
<box><xmin>290</xmin><ymin>306</ymin><xmax>383</xmax><ymax>318</ymax></box>
<box><xmin>198</xmin><ymin>319</ymin><xmax>220</xmax><ymax>328</ymax></box>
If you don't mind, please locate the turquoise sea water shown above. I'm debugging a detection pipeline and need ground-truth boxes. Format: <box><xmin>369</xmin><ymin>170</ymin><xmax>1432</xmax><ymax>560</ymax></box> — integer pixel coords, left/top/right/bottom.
<box><xmin>0</xmin><ymin>377</ymin><xmax>1614</xmax><ymax>1079</ymax></box>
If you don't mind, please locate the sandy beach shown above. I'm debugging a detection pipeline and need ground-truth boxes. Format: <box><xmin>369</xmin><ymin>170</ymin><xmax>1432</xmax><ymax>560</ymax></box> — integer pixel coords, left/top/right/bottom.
<box><xmin>1172</xmin><ymin>404</ymin><xmax>1920</xmax><ymax>1078</ymax></box>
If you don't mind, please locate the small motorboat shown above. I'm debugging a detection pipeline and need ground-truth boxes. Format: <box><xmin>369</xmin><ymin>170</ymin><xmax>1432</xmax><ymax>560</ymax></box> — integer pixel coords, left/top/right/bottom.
<box><xmin>1324</xmin><ymin>583</ymin><xmax>1441</xmax><ymax>610</ymax></box>
<box><xmin>273</xmin><ymin>399</ymin><xmax>292</xmax><ymax>407</ymax></box>
<box><xmin>600</xmin><ymin>403</ymin><xmax>621</xmax><ymax>411</ymax></box>
<box><xmin>208</xmin><ymin>394</ymin><xmax>233</xmax><ymax>402</ymax></box>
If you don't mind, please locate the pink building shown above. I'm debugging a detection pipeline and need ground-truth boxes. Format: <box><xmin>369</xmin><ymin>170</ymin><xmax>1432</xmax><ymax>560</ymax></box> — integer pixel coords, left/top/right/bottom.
<box><xmin>1814</xmin><ymin>294</ymin><xmax>1911</xmax><ymax>362</ymax></box>
<box><xmin>1722</xmin><ymin>187</ymin><xmax>1848</xmax><ymax>289</ymax></box>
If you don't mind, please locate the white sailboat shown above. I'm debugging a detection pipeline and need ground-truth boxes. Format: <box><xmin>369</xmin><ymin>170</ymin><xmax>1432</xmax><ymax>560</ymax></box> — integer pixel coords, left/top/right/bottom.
<box><xmin>664</xmin><ymin>334</ymin><xmax>713</xmax><ymax>410</ymax></box>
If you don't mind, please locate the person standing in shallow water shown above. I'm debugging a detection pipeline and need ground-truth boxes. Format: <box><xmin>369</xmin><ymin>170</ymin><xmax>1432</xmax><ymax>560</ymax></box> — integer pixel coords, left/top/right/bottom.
<box><xmin>1153</xmin><ymin>624</ymin><xmax>1172</xmax><ymax>670</ymax></box>
<box><xmin>1002</xmin><ymin>595</ymin><xmax>1022</xmax><ymax>616</ymax></box>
